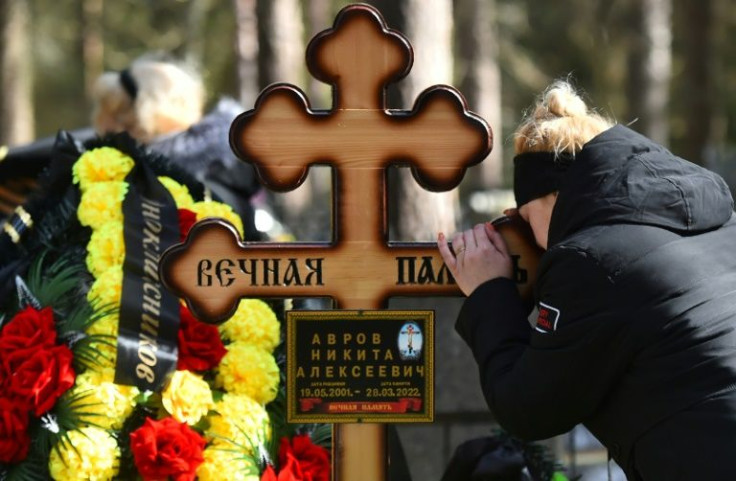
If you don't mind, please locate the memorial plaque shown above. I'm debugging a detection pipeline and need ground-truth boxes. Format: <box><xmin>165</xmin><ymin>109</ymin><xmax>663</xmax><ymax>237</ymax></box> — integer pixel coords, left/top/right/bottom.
<box><xmin>287</xmin><ymin>310</ymin><xmax>434</xmax><ymax>423</ymax></box>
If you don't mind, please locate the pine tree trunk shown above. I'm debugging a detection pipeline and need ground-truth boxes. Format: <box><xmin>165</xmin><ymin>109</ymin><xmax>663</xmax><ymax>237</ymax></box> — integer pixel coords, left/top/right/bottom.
<box><xmin>81</xmin><ymin>0</ymin><xmax>104</xmax><ymax>103</ymax></box>
<box><xmin>257</xmin><ymin>0</ymin><xmax>313</xmax><ymax>239</ymax></box>
<box><xmin>233</xmin><ymin>0</ymin><xmax>260</xmax><ymax>107</ymax></box>
<box><xmin>626</xmin><ymin>0</ymin><xmax>672</xmax><ymax>145</ymax></box>
<box><xmin>0</xmin><ymin>0</ymin><xmax>34</xmax><ymax>146</ymax></box>
<box><xmin>257</xmin><ymin>0</ymin><xmax>303</xmax><ymax>86</ymax></box>
<box><xmin>305</xmin><ymin>0</ymin><xmax>331</xmax><ymax>108</ymax></box>
<box><xmin>184</xmin><ymin>0</ymin><xmax>211</xmax><ymax>67</ymax></box>
<box><xmin>681</xmin><ymin>0</ymin><xmax>713</xmax><ymax>165</ymax></box>
<box><xmin>395</xmin><ymin>0</ymin><xmax>458</xmax><ymax>241</ymax></box>
<box><xmin>454</xmin><ymin>0</ymin><xmax>502</xmax><ymax>189</ymax></box>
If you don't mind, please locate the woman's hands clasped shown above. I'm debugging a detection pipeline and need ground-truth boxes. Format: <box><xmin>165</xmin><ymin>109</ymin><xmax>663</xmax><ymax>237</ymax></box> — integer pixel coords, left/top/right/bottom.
<box><xmin>437</xmin><ymin>222</ymin><xmax>513</xmax><ymax>297</ymax></box>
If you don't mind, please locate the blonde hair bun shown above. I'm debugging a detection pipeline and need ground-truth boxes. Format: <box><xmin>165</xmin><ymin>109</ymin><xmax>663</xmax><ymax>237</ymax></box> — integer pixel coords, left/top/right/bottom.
<box><xmin>515</xmin><ymin>80</ymin><xmax>614</xmax><ymax>156</ymax></box>
<box><xmin>537</xmin><ymin>81</ymin><xmax>589</xmax><ymax>119</ymax></box>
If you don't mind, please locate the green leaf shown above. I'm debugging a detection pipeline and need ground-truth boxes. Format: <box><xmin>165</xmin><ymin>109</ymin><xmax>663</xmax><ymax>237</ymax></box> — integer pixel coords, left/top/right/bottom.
<box><xmin>2</xmin><ymin>450</ymin><xmax>51</xmax><ymax>481</ymax></box>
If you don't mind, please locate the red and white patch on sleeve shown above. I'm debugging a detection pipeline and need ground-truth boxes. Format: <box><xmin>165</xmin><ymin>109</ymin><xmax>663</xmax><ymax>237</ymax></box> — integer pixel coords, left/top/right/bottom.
<box><xmin>535</xmin><ymin>302</ymin><xmax>560</xmax><ymax>333</ymax></box>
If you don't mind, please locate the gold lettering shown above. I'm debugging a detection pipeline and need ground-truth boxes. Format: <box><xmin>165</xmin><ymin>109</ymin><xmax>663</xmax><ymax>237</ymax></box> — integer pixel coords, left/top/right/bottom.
<box><xmin>140</xmin><ymin>315</ymin><xmax>160</xmax><ymax>337</ymax></box>
<box><xmin>136</xmin><ymin>364</ymin><xmax>155</xmax><ymax>383</ymax></box>
<box><xmin>141</xmin><ymin>200</ymin><xmax>160</xmax><ymax>218</ymax></box>
<box><xmin>143</xmin><ymin>281</ymin><xmax>161</xmax><ymax>300</ymax></box>
<box><xmin>325</xmin><ymin>366</ymin><xmax>333</xmax><ymax>378</ymax></box>
<box><xmin>142</xmin><ymin>299</ymin><xmax>160</xmax><ymax>317</ymax></box>
<box><xmin>372</xmin><ymin>333</ymin><xmax>381</xmax><ymax>344</ymax></box>
<box><xmin>351</xmin><ymin>366</ymin><xmax>361</xmax><ymax>377</ymax></box>
<box><xmin>296</xmin><ymin>367</ymin><xmax>305</xmax><ymax>378</ymax></box>
<box><xmin>144</xmin><ymin>218</ymin><xmax>162</xmax><ymax>236</ymax></box>
<box><xmin>356</xmin><ymin>333</ymin><xmax>366</xmax><ymax>344</ymax></box>
<box><xmin>311</xmin><ymin>349</ymin><xmax>320</xmax><ymax>361</ymax></box>
<box><xmin>327</xmin><ymin>334</ymin><xmax>336</xmax><ymax>345</ymax></box>
<box><xmin>143</xmin><ymin>257</ymin><xmax>159</xmax><ymax>282</ymax></box>
<box><xmin>309</xmin><ymin>367</ymin><xmax>320</xmax><ymax>377</ymax></box>
<box><xmin>327</xmin><ymin>349</ymin><xmax>336</xmax><ymax>361</ymax></box>
<box><xmin>311</xmin><ymin>334</ymin><xmax>321</xmax><ymax>345</ymax></box>
<box><xmin>138</xmin><ymin>344</ymin><xmax>157</xmax><ymax>367</ymax></box>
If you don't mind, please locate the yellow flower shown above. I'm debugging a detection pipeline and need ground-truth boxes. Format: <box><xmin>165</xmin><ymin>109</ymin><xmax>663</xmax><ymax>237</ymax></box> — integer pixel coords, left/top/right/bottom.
<box><xmin>86</xmin><ymin>312</ymin><xmax>118</xmax><ymax>338</ymax></box>
<box><xmin>216</xmin><ymin>343</ymin><xmax>279</xmax><ymax>404</ymax></box>
<box><xmin>78</xmin><ymin>181</ymin><xmax>128</xmax><ymax>230</ymax></box>
<box><xmin>73</xmin><ymin>147</ymin><xmax>135</xmax><ymax>192</ymax></box>
<box><xmin>161</xmin><ymin>370</ymin><xmax>214</xmax><ymax>425</ymax></box>
<box><xmin>205</xmin><ymin>393</ymin><xmax>270</xmax><ymax>451</ymax></box>
<box><xmin>191</xmin><ymin>201</ymin><xmax>244</xmax><ymax>237</ymax></box>
<box><xmin>219</xmin><ymin>299</ymin><xmax>280</xmax><ymax>352</ymax></box>
<box><xmin>86</xmin><ymin>222</ymin><xmax>125</xmax><ymax>277</ymax></box>
<box><xmin>70</xmin><ymin>368</ymin><xmax>138</xmax><ymax>429</ymax></box>
<box><xmin>196</xmin><ymin>445</ymin><xmax>260</xmax><ymax>481</ymax></box>
<box><xmin>49</xmin><ymin>426</ymin><xmax>120</xmax><ymax>481</ymax></box>
<box><xmin>91</xmin><ymin>344</ymin><xmax>117</xmax><ymax>371</ymax></box>
<box><xmin>87</xmin><ymin>265</ymin><xmax>123</xmax><ymax>308</ymax></box>
<box><xmin>159</xmin><ymin>176</ymin><xmax>194</xmax><ymax>209</ymax></box>
<box><xmin>84</xmin><ymin>313</ymin><xmax>118</xmax><ymax>371</ymax></box>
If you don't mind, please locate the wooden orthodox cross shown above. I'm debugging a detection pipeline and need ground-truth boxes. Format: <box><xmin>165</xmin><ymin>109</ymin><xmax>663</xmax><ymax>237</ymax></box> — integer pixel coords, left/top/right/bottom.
<box><xmin>160</xmin><ymin>3</ymin><xmax>537</xmax><ymax>480</ymax></box>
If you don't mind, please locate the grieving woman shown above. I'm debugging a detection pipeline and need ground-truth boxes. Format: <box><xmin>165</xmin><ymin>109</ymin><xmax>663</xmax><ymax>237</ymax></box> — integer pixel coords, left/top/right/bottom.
<box><xmin>438</xmin><ymin>80</ymin><xmax>736</xmax><ymax>480</ymax></box>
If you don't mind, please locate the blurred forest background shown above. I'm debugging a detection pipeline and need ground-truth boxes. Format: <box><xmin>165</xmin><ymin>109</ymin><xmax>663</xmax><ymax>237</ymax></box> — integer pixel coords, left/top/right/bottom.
<box><xmin>1</xmin><ymin>0</ymin><xmax>735</xmax><ymax>242</ymax></box>
<box><xmin>0</xmin><ymin>1</ymin><xmax>734</xmax><ymax>478</ymax></box>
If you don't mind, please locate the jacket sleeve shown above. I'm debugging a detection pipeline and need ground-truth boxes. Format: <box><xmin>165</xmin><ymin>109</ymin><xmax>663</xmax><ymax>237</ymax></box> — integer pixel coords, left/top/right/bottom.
<box><xmin>456</xmin><ymin>247</ymin><xmax>631</xmax><ymax>440</ymax></box>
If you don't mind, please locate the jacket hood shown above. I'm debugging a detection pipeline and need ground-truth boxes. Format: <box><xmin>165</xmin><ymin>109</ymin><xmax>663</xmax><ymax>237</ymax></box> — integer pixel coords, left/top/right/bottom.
<box><xmin>548</xmin><ymin>124</ymin><xmax>734</xmax><ymax>246</ymax></box>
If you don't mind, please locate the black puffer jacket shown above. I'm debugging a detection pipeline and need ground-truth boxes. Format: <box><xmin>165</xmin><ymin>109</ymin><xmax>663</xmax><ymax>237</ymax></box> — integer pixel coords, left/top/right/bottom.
<box><xmin>456</xmin><ymin>125</ymin><xmax>736</xmax><ymax>480</ymax></box>
<box><xmin>150</xmin><ymin>97</ymin><xmax>264</xmax><ymax>241</ymax></box>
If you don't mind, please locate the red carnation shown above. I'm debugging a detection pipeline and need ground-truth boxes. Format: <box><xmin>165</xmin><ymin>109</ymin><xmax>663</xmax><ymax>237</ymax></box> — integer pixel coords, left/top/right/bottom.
<box><xmin>5</xmin><ymin>345</ymin><xmax>76</xmax><ymax>416</ymax></box>
<box><xmin>278</xmin><ymin>434</ymin><xmax>331</xmax><ymax>481</ymax></box>
<box><xmin>0</xmin><ymin>306</ymin><xmax>57</xmax><ymax>365</ymax></box>
<box><xmin>260</xmin><ymin>465</ymin><xmax>278</xmax><ymax>481</ymax></box>
<box><xmin>177</xmin><ymin>306</ymin><xmax>227</xmax><ymax>372</ymax></box>
<box><xmin>260</xmin><ymin>455</ymin><xmax>302</xmax><ymax>481</ymax></box>
<box><xmin>130</xmin><ymin>417</ymin><xmax>205</xmax><ymax>481</ymax></box>
<box><xmin>0</xmin><ymin>398</ymin><xmax>31</xmax><ymax>464</ymax></box>
<box><xmin>178</xmin><ymin>208</ymin><xmax>197</xmax><ymax>242</ymax></box>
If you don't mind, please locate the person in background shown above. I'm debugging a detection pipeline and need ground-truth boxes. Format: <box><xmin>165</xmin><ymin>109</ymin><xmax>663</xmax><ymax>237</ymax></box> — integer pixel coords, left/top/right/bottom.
<box><xmin>438</xmin><ymin>80</ymin><xmax>736</xmax><ymax>480</ymax></box>
<box><xmin>92</xmin><ymin>53</ymin><xmax>267</xmax><ymax>241</ymax></box>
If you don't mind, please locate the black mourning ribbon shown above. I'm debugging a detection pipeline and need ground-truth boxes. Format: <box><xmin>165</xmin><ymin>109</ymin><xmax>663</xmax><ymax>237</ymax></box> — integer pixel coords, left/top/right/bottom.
<box><xmin>115</xmin><ymin>160</ymin><xmax>180</xmax><ymax>391</ymax></box>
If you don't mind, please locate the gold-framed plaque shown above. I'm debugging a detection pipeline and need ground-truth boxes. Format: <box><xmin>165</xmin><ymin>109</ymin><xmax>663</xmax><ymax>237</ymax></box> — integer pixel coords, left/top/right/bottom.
<box><xmin>287</xmin><ymin>310</ymin><xmax>434</xmax><ymax>424</ymax></box>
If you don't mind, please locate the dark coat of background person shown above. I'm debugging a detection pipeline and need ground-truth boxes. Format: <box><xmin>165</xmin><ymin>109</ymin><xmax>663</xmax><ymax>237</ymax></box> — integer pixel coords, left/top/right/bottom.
<box><xmin>148</xmin><ymin>97</ymin><xmax>263</xmax><ymax>241</ymax></box>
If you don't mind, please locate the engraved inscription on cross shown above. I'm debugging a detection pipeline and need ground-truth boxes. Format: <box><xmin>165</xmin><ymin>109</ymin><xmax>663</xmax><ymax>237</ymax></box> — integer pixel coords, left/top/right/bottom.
<box><xmin>160</xmin><ymin>4</ymin><xmax>492</xmax><ymax>322</ymax></box>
